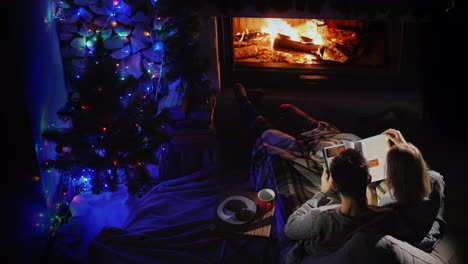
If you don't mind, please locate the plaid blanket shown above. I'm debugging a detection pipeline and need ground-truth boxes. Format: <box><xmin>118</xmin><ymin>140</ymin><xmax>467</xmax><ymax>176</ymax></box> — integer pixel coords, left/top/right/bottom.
<box><xmin>249</xmin><ymin>121</ymin><xmax>362</xmax><ymax>219</ymax></box>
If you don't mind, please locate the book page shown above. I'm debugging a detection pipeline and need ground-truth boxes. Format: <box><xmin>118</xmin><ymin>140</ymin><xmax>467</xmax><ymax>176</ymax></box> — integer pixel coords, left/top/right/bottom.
<box><xmin>322</xmin><ymin>141</ymin><xmax>354</xmax><ymax>171</ymax></box>
<box><xmin>354</xmin><ymin>134</ymin><xmax>391</xmax><ymax>182</ymax></box>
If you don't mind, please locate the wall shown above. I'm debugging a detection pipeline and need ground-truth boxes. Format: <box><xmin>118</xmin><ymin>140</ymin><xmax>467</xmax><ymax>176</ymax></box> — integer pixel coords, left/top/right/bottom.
<box><xmin>23</xmin><ymin>0</ymin><xmax>68</xmax><ymax>208</ymax></box>
<box><xmin>7</xmin><ymin>0</ymin><xmax>67</xmax><ymax>261</ymax></box>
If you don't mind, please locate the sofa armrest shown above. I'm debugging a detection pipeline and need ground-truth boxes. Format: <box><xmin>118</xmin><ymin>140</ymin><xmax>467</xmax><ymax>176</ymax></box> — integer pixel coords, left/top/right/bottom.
<box><xmin>300</xmin><ymin>230</ymin><xmax>463</xmax><ymax>264</ymax></box>
<box><xmin>375</xmin><ymin>231</ymin><xmax>463</xmax><ymax>264</ymax></box>
<box><xmin>375</xmin><ymin>235</ymin><xmax>439</xmax><ymax>264</ymax></box>
<box><xmin>430</xmin><ymin>231</ymin><xmax>464</xmax><ymax>264</ymax></box>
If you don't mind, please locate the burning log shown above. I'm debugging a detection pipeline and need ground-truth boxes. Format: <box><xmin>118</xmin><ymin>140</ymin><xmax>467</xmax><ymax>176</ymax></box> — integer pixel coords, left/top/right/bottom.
<box><xmin>233</xmin><ymin>32</ymin><xmax>269</xmax><ymax>42</ymax></box>
<box><xmin>273</xmin><ymin>34</ymin><xmax>324</xmax><ymax>56</ymax></box>
<box><xmin>322</xmin><ymin>41</ymin><xmax>354</xmax><ymax>63</ymax></box>
<box><xmin>272</xmin><ymin>34</ymin><xmax>355</xmax><ymax>63</ymax></box>
<box><xmin>234</xmin><ymin>37</ymin><xmax>270</xmax><ymax>48</ymax></box>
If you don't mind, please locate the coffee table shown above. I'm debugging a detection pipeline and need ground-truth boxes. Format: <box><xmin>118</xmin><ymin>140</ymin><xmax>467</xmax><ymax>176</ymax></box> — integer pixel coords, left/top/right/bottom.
<box><xmin>211</xmin><ymin>189</ymin><xmax>276</xmax><ymax>239</ymax></box>
<box><xmin>210</xmin><ymin>189</ymin><xmax>276</xmax><ymax>263</ymax></box>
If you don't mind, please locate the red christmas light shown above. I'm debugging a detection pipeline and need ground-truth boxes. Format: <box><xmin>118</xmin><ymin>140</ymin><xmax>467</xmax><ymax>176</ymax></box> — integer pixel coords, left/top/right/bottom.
<box><xmin>55</xmin><ymin>144</ymin><xmax>67</xmax><ymax>154</ymax></box>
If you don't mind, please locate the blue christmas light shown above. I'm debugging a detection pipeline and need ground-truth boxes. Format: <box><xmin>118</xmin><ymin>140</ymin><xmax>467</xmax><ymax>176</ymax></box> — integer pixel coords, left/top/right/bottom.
<box><xmin>153</xmin><ymin>42</ymin><xmax>163</xmax><ymax>51</ymax></box>
<box><xmin>95</xmin><ymin>148</ymin><xmax>106</xmax><ymax>157</ymax></box>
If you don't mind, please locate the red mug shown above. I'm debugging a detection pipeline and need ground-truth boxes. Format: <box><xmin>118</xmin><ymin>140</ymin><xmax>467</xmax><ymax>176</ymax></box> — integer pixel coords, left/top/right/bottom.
<box><xmin>257</xmin><ymin>188</ymin><xmax>275</xmax><ymax>212</ymax></box>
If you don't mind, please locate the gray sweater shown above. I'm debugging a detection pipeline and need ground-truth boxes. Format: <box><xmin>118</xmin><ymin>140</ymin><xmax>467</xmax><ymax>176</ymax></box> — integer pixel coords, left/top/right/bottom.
<box><xmin>284</xmin><ymin>192</ymin><xmax>380</xmax><ymax>263</ymax></box>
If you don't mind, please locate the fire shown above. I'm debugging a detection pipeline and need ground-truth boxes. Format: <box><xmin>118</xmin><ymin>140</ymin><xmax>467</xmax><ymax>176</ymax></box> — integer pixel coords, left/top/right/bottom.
<box><xmin>261</xmin><ymin>18</ymin><xmax>324</xmax><ymax>49</ymax></box>
<box><xmin>232</xmin><ymin>17</ymin><xmax>373</xmax><ymax>65</ymax></box>
<box><xmin>296</xmin><ymin>20</ymin><xmax>325</xmax><ymax>45</ymax></box>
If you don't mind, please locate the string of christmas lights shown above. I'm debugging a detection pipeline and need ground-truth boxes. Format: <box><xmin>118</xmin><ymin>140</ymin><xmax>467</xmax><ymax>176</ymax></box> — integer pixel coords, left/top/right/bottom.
<box><xmin>36</xmin><ymin>0</ymin><xmax>215</xmax><ymax>237</ymax></box>
<box><xmin>36</xmin><ymin>0</ymin><xmax>172</xmax><ymax>235</ymax></box>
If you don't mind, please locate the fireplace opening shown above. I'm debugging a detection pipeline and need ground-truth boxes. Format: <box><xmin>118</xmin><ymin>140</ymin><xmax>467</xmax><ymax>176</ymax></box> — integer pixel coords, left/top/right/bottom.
<box><xmin>216</xmin><ymin>16</ymin><xmax>400</xmax><ymax>89</ymax></box>
<box><xmin>232</xmin><ymin>17</ymin><xmax>387</xmax><ymax>69</ymax></box>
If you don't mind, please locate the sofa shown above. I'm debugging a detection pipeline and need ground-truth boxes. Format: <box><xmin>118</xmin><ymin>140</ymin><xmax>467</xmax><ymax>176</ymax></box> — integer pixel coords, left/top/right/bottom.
<box><xmin>300</xmin><ymin>228</ymin><xmax>463</xmax><ymax>264</ymax></box>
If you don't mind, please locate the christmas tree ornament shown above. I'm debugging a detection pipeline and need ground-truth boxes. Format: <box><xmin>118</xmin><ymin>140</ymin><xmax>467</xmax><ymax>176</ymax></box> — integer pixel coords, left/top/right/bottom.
<box><xmin>42</xmin><ymin>161</ymin><xmax>54</xmax><ymax>173</ymax></box>
<box><xmin>55</xmin><ymin>144</ymin><xmax>67</xmax><ymax>154</ymax></box>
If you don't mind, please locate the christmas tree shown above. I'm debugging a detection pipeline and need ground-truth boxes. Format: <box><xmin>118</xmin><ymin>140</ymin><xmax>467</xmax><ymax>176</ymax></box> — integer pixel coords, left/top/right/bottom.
<box><xmin>42</xmin><ymin>35</ymin><xmax>170</xmax><ymax>196</ymax></box>
<box><xmin>34</xmin><ymin>0</ymin><xmax>217</xmax><ymax>244</ymax></box>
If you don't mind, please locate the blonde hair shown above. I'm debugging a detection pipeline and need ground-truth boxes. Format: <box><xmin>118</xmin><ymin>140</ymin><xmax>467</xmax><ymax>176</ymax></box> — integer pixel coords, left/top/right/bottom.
<box><xmin>386</xmin><ymin>143</ymin><xmax>431</xmax><ymax>204</ymax></box>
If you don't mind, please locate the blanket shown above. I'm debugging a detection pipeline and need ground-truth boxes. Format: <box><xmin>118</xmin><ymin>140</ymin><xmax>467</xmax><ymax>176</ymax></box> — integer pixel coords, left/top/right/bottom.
<box><xmin>53</xmin><ymin>165</ymin><xmax>235</xmax><ymax>264</ymax></box>
<box><xmin>88</xmin><ymin>165</ymin><xmax>227</xmax><ymax>264</ymax></box>
<box><xmin>249</xmin><ymin>123</ymin><xmax>361</xmax><ymax>219</ymax></box>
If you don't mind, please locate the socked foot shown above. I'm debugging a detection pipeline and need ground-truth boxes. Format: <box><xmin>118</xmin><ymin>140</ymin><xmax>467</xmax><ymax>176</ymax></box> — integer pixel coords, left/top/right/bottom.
<box><xmin>233</xmin><ymin>83</ymin><xmax>264</xmax><ymax>108</ymax></box>
<box><xmin>233</xmin><ymin>83</ymin><xmax>273</xmax><ymax>138</ymax></box>
<box><xmin>233</xmin><ymin>83</ymin><xmax>249</xmax><ymax>105</ymax></box>
<box><xmin>249</xmin><ymin>89</ymin><xmax>264</xmax><ymax>109</ymax></box>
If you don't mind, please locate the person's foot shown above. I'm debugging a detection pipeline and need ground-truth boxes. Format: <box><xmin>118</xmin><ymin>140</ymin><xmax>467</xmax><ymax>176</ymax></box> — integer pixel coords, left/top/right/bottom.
<box><xmin>249</xmin><ymin>89</ymin><xmax>264</xmax><ymax>109</ymax></box>
<box><xmin>233</xmin><ymin>82</ymin><xmax>258</xmax><ymax>119</ymax></box>
<box><xmin>233</xmin><ymin>83</ymin><xmax>272</xmax><ymax>133</ymax></box>
<box><xmin>233</xmin><ymin>83</ymin><xmax>250</xmax><ymax>105</ymax></box>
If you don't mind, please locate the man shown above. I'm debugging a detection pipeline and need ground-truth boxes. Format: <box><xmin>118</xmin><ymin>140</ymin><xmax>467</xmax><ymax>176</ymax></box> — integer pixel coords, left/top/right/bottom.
<box><xmin>283</xmin><ymin>149</ymin><xmax>379</xmax><ymax>263</ymax></box>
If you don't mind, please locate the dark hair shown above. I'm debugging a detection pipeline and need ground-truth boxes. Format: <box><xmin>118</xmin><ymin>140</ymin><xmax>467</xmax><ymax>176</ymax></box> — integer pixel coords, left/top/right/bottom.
<box><xmin>330</xmin><ymin>149</ymin><xmax>369</xmax><ymax>203</ymax></box>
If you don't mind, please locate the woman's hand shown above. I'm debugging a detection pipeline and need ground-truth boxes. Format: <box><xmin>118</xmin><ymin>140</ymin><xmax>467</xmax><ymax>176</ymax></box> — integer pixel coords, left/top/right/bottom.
<box><xmin>382</xmin><ymin>128</ymin><xmax>407</xmax><ymax>145</ymax></box>
<box><xmin>366</xmin><ymin>182</ymin><xmax>378</xmax><ymax>206</ymax></box>
<box><xmin>320</xmin><ymin>169</ymin><xmax>333</xmax><ymax>195</ymax></box>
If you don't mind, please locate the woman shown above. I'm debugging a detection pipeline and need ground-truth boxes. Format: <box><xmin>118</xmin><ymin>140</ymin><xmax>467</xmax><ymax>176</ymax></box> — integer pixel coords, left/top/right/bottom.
<box><xmin>367</xmin><ymin>128</ymin><xmax>445</xmax><ymax>251</ymax></box>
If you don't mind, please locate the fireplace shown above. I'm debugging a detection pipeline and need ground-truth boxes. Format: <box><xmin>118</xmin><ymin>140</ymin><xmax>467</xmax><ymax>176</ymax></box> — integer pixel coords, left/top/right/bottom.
<box><xmin>216</xmin><ymin>16</ymin><xmax>405</xmax><ymax>89</ymax></box>
<box><xmin>232</xmin><ymin>17</ymin><xmax>387</xmax><ymax>67</ymax></box>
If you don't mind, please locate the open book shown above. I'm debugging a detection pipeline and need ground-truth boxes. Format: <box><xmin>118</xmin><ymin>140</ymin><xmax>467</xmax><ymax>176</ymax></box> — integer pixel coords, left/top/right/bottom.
<box><xmin>321</xmin><ymin>134</ymin><xmax>392</xmax><ymax>182</ymax></box>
